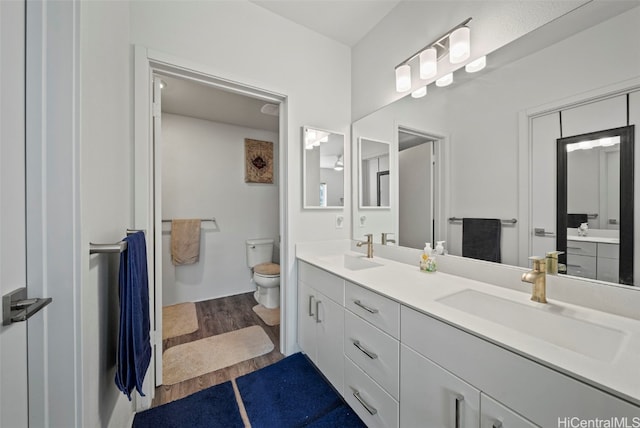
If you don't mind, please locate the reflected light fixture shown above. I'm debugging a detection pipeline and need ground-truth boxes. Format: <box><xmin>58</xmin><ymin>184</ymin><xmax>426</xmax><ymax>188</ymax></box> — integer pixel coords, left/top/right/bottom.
<box><xmin>435</xmin><ymin>73</ymin><xmax>453</xmax><ymax>87</ymax></box>
<box><xmin>449</xmin><ymin>26</ymin><xmax>471</xmax><ymax>64</ymax></box>
<box><xmin>411</xmin><ymin>86</ymin><xmax>428</xmax><ymax>98</ymax></box>
<box><xmin>394</xmin><ymin>17</ymin><xmax>471</xmax><ymax>93</ymax></box>
<box><xmin>395</xmin><ymin>64</ymin><xmax>412</xmax><ymax>92</ymax></box>
<box><xmin>334</xmin><ymin>155</ymin><xmax>344</xmax><ymax>171</ymax></box>
<box><xmin>465</xmin><ymin>56</ymin><xmax>486</xmax><ymax>73</ymax></box>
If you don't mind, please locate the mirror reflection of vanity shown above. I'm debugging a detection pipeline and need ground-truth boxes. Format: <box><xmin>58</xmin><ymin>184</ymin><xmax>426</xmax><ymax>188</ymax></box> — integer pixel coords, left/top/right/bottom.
<box><xmin>350</xmin><ymin>3</ymin><xmax>640</xmax><ymax>288</ymax></box>
<box><xmin>303</xmin><ymin>126</ymin><xmax>345</xmax><ymax>209</ymax></box>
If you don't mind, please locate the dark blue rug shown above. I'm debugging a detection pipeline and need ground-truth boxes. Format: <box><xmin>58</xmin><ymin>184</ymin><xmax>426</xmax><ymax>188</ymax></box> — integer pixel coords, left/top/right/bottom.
<box><xmin>236</xmin><ymin>352</ymin><xmax>366</xmax><ymax>427</ymax></box>
<box><xmin>132</xmin><ymin>381</ymin><xmax>243</xmax><ymax>428</ymax></box>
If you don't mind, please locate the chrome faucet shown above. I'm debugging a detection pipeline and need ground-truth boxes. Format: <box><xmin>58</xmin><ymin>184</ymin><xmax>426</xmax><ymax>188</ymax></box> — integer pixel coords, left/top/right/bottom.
<box><xmin>381</xmin><ymin>232</ymin><xmax>396</xmax><ymax>245</ymax></box>
<box><xmin>357</xmin><ymin>234</ymin><xmax>374</xmax><ymax>258</ymax></box>
<box><xmin>521</xmin><ymin>256</ymin><xmax>547</xmax><ymax>303</ymax></box>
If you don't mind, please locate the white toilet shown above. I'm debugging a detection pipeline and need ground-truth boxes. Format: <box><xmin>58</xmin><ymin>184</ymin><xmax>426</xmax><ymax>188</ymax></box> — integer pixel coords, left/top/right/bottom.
<box><xmin>246</xmin><ymin>238</ymin><xmax>280</xmax><ymax>309</ymax></box>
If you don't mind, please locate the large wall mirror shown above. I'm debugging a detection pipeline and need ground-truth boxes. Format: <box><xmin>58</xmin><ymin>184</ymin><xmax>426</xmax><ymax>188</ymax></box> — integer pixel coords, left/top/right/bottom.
<box><xmin>303</xmin><ymin>126</ymin><xmax>345</xmax><ymax>209</ymax></box>
<box><xmin>350</xmin><ymin>2</ymin><xmax>640</xmax><ymax>290</ymax></box>
<box><xmin>557</xmin><ymin>125</ymin><xmax>634</xmax><ymax>285</ymax></box>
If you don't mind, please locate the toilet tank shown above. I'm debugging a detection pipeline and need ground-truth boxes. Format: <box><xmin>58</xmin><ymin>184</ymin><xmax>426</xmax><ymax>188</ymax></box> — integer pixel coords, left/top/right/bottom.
<box><xmin>246</xmin><ymin>238</ymin><xmax>274</xmax><ymax>268</ymax></box>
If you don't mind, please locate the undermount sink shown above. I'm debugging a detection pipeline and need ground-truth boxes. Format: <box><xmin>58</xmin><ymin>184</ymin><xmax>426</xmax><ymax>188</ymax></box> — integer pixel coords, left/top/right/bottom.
<box><xmin>437</xmin><ymin>289</ymin><xmax>625</xmax><ymax>362</ymax></box>
<box><xmin>321</xmin><ymin>254</ymin><xmax>383</xmax><ymax>271</ymax></box>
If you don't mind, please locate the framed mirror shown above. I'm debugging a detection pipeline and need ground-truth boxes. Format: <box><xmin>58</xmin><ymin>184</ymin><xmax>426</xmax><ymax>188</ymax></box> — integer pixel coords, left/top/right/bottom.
<box><xmin>556</xmin><ymin>125</ymin><xmax>634</xmax><ymax>285</ymax></box>
<box><xmin>302</xmin><ymin>126</ymin><xmax>345</xmax><ymax>209</ymax></box>
<box><xmin>359</xmin><ymin>137</ymin><xmax>391</xmax><ymax>209</ymax></box>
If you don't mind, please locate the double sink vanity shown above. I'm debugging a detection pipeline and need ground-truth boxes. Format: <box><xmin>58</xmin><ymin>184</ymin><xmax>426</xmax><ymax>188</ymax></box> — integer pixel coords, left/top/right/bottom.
<box><xmin>296</xmin><ymin>241</ymin><xmax>640</xmax><ymax>427</ymax></box>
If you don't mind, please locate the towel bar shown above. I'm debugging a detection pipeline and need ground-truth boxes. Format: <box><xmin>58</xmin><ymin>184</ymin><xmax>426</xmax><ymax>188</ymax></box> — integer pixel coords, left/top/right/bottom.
<box><xmin>89</xmin><ymin>229</ymin><xmax>145</xmax><ymax>254</ymax></box>
<box><xmin>161</xmin><ymin>217</ymin><xmax>216</xmax><ymax>223</ymax></box>
<box><xmin>448</xmin><ymin>217</ymin><xmax>517</xmax><ymax>225</ymax></box>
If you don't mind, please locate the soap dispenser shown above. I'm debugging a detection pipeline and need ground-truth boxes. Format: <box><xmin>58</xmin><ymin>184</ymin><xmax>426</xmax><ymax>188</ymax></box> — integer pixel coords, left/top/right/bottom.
<box><xmin>420</xmin><ymin>243</ymin><xmax>433</xmax><ymax>272</ymax></box>
<box><xmin>435</xmin><ymin>241</ymin><xmax>446</xmax><ymax>255</ymax></box>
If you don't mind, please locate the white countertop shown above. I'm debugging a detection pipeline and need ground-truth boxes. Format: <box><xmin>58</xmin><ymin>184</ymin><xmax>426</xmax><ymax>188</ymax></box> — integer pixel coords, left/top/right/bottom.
<box><xmin>296</xmin><ymin>245</ymin><xmax>640</xmax><ymax>406</ymax></box>
<box><xmin>568</xmin><ymin>235</ymin><xmax>620</xmax><ymax>244</ymax></box>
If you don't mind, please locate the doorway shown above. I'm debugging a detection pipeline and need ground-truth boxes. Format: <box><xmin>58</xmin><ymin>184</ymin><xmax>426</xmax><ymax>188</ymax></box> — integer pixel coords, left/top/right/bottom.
<box><xmin>397</xmin><ymin>127</ymin><xmax>438</xmax><ymax>249</ymax></box>
<box><xmin>134</xmin><ymin>48</ymin><xmax>289</xmax><ymax>409</ymax></box>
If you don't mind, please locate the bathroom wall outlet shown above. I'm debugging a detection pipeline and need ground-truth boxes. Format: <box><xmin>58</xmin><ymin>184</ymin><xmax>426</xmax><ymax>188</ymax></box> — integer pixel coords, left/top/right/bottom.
<box><xmin>335</xmin><ymin>215</ymin><xmax>344</xmax><ymax>229</ymax></box>
<box><xmin>359</xmin><ymin>215</ymin><xmax>366</xmax><ymax>227</ymax></box>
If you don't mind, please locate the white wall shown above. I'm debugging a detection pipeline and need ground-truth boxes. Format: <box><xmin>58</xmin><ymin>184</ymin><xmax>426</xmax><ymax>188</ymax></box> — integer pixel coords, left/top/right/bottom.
<box><xmin>160</xmin><ymin>114</ymin><xmax>279</xmax><ymax>305</ymax></box>
<box><xmin>80</xmin><ymin>1</ymin><xmax>135</xmax><ymax>427</ymax></box>
<box><xmin>399</xmin><ymin>143</ymin><xmax>432</xmax><ymax>249</ymax></box>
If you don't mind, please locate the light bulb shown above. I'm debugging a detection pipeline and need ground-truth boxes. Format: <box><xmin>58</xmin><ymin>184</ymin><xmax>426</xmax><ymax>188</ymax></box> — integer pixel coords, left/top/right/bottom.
<box><xmin>435</xmin><ymin>73</ymin><xmax>453</xmax><ymax>87</ymax></box>
<box><xmin>395</xmin><ymin>64</ymin><xmax>411</xmax><ymax>93</ymax></box>
<box><xmin>465</xmin><ymin>56</ymin><xmax>486</xmax><ymax>73</ymax></box>
<box><xmin>411</xmin><ymin>86</ymin><xmax>427</xmax><ymax>98</ymax></box>
<box><xmin>419</xmin><ymin>48</ymin><xmax>437</xmax><ymax>80</ymax></box>
<box><xmin>449</xmin><ymin>26</ymin><xmax>470</xmax><ymax>64</ymax></box>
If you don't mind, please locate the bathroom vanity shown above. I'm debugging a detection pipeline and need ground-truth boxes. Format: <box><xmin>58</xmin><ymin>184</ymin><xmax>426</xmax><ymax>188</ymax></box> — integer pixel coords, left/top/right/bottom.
<box><xmin>296</xmin><ymin>243</ymin><xmax>640</xmax><ymax>428</ymax></box>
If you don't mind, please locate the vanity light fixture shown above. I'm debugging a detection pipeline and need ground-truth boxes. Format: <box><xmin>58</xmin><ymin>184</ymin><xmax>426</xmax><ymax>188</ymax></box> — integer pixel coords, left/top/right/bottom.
<box><xmin>394</xmin><ymin>17</ymin><xmax>471</xmax><ymax>93</ymax></box>
<box><xmin>305</xmin><ymin>129</ymin><xmax>330</xmax><ymax>150</ymax></box>
<box><xmin>465</xmin><ymin>56</ymin><xmax>486</xmax><ymax>73</ymax></box>
<box><xmin>435</xmin><ymin>73</ymin><xmax>453</xmax><ymax>87</ymax></box>
<box><xmin>566</xmin><ymin>136</ymin><xmax>620</xmax><ymax>152</ymax></box>
<box><xmin>411</xmin><ymin>86</ymin><xmax>428</xmax><ymax>98</ymax></box>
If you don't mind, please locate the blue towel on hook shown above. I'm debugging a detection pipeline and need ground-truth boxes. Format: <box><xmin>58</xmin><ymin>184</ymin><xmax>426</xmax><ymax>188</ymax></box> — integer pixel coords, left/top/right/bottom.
<box><xmin>115</xmin><ymin>231</ymin><xmax>151</xmax><ymax>400</ymax></box>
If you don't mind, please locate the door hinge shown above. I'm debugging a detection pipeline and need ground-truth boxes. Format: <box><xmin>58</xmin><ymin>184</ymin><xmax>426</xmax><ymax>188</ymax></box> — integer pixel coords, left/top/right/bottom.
<box><xmin>152</xmin><ymin>102</ymin><xmax>161</xmax><ymax>118</ymax></box>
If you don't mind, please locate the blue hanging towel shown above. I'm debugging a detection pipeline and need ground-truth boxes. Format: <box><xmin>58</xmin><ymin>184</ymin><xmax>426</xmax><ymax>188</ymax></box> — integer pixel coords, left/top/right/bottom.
<box><xmin>115</xmin><ymin>231</ymin><xmax>151</xmax><ymax>400</ymax></box>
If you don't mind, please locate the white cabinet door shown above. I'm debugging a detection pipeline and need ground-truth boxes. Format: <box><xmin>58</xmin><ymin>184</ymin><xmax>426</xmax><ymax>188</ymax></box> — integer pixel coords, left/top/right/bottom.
<box><xmin>480</xmin><ymin>394</ymin><xmax>537</xmax><ymax>428</ymax></box>
<box><xmin>297</xmin><ymin>281</ymin><xmax>318</xmax><ymax>362</ymax></box>
<box><xmin>401</xmin><ymin>345</ymin><xmax>480</xmax><ymax>428</ymax></box>
<box><xmin>316</xmin><ymin>294</ymin><xmax>344</xmax><ymax>395</ymax></box>
<box><xmin>1</xmin><ymin>1</ymin><xmax>28</xmax><ymax>426</ymax></box>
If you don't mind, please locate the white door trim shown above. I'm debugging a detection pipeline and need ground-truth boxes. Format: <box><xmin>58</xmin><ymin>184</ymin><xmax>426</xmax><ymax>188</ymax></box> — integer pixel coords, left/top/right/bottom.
<box><xmin>133</xmin><ymin>46</ymin><xmax>289</xmax><ymax>410</ymax></box>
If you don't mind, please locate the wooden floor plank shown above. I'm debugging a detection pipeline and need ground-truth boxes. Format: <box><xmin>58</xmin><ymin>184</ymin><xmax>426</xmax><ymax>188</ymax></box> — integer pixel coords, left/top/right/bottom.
<box><xmin>152</xmin><ymin>292</ymin><xmax>283</xmax><ymax>407</ymax></box>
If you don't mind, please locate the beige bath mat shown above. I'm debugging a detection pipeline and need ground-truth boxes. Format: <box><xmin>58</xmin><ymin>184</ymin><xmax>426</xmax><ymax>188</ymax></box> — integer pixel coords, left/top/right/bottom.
<box><xmin>252</xmin><ymin>304</ymin><xmax>280</xmax><ymax>326</ymax></box>
<box><xmin>163</xmin><ymin>302</ymin><xmax>199</xmax><ymax>340</ymax></box>
<box><xmin>163</xmin><ymin>326</ymin><xmax>274</xmax><ymax>385</ymax></box>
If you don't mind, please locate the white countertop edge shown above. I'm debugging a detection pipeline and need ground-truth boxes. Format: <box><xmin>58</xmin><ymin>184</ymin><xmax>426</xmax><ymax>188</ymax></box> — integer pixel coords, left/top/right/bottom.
<box><xmin>295</xmin><ymin>248</ymin><xmax>640</xmax><ymax>407</ymax></box>
<box><xmin>568</xmin><ymin>235</ymin><xmax>620</xmax><ymax>244</ymax></box>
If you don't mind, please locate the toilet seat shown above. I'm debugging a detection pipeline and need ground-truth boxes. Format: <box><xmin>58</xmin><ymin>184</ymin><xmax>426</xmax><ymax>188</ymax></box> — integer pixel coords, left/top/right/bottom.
<box><xmin>254</xmin><ymin>262</ymin><xmax>280</xmax><ymax>276</ymax></box>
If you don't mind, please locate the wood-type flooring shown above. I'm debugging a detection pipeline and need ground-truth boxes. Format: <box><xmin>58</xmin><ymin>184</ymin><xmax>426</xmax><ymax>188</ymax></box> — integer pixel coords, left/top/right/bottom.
<box><xmin>152</xmin><ymin>292</ymin><xmax>283</xmax><ymax>407</ymax></box>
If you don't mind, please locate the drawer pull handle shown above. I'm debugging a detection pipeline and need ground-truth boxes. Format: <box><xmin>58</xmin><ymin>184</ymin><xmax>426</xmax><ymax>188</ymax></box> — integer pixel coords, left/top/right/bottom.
<box><xmin>352</xmin><ymin>339</ymin><xmax>378</xmax><ymax>360</ymax></box>
<box><xmin>454</xmin><ymin>395</ymin><xmax>464</xmax><ymax>428</ymax></box>
<box><xmin>567</xmin><ymin>264</ymin><xmax>582</xmax><ymax>268</ymax></box>
<box><xmin>493</xmin><ymin>422</ymin><xmax>503</xmax><ymax>428</ymax></box>
<box><xmin>353</xmin><ymin>390</ymin><xmax>377</xmax><ymax>416</ymax></box>
<box><xmin>315</xmin><ymin>300</ymin><xmax>321</xmax><ymax>323</ymax></box>
<box><xmin>567</xmin><ymin>246</ymin><xmax>582</xmax><ymax>250</ymax></box>
<box><xmin>353</xmin><ymin>300</ymin><xmax>379</xmax><ymax>314</ymax></box>
<box><xmin>308</xmin><ymin>295</ymin><xmax>315</xmax><ymax>317</ymax></box>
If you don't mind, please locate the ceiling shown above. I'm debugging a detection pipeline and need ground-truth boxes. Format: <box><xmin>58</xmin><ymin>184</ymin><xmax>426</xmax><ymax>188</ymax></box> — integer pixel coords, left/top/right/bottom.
<box><xmin>249</xmin><ymin>0</ymin><xmax>402</xmax><ymax>47</ymax></box>
<box><xmin>159</xmin><ymin>75</ymin><xmax>279</xmax><ymax>133</ymax></box>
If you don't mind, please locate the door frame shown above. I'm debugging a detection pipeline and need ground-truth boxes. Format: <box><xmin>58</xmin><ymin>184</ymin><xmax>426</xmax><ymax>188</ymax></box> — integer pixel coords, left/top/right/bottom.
<box><xmin>518</xmin><ymin>76</ymin><xmax>640</xmax><ymax>269</ymax></box>
<box><xmin>133</xmin><ymin>46</ymin><xmax>289</xmax><ymax>410</ymax></box>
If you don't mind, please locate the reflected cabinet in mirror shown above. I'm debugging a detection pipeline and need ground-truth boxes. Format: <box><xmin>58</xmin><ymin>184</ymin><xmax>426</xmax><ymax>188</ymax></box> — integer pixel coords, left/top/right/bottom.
<box><xmin>359</xmin><ymin>137</ymin><xmax>391</xmax><ymax>208</ymax></box>
<box><xmin>350</xmin><ymin>3</ymin><xmax>640</xmax><ymax>289</ymax></box>
<box><xmin>302</xmin><ymin>126</ymin><xmax>345</xmax><ymax>209</ymax></box>
<box><xmin>557</xmin><ymin>126</ymin><xmax>634</xmax><ymax>285</ymax></box>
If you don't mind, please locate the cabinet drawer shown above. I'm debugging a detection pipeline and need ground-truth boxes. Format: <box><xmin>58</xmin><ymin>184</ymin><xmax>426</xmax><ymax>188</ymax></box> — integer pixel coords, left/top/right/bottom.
<box><xmin>345</xmin><ymin>281</ymin><xmax>400</xmax><ymax>338</ymax></box>
<box><xmin>345</xmin><ymin>311</ymin><xmax>399</xmax><ymax>399</ymax></box>
<box><xmin>598</xmin><ymin>243</ymin><xmax>619</xmax><ymax>260</ymax></box>
<box><xmin>401</xmin><ymin>306</ymin><xmax>640</xmax><ymax>427</ymax></box>
<box><xmin>566</xmin><ymin>254</ymin><xmax>596</xmax><ymax>279</ymax></box>
<box><xmin>298</xmin><ymin>261</ymin><xmax>344</xmax><ymax>304</ymax></box>
<box><xmin>481</xmin><ymin>393</ymin><xmax>537</xmax><ymax>428</ymax></box>
<box><xmin>344</xmin><ymin>357</ymin><xmax>399</xmax><ymax>428</ymax></box>
<box><xmin>566</xmin><ymin>240</ymin><xmax>596</xmax><ymax>256</ymax></box>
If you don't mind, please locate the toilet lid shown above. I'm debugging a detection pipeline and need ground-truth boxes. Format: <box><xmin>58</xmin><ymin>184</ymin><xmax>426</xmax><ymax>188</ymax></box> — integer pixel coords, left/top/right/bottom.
<box><xmin>255</xmin><ymin>262</ymin><xmax>280</xmax><ymax>276</ymax></box>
